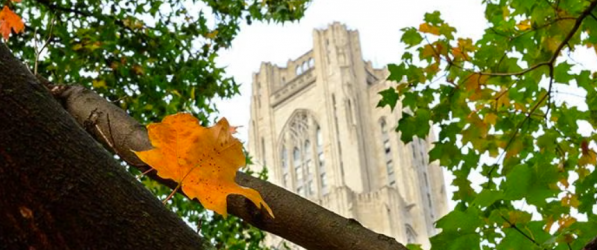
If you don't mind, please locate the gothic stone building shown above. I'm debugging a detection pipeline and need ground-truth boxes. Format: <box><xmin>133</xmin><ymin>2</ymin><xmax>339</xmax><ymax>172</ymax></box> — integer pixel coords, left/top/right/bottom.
<box><xmin>247</xmin><ymin>23</ymin><xmax>449</xmax><ymax>249</ymax></box>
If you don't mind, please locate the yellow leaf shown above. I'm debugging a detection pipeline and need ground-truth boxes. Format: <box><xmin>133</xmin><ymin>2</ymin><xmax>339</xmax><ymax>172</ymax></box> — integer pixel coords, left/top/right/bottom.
<box><xmin>419</xmin><ymin>23</ymin><xmax>440</xmax><ymax>35</ymax></box>
<box><xmin>205</xmin><ymin>30</ymin><xmax>219</xmax><ymax>39</ymax></box>
<box><xmin>505</xmin><ymin>137</ymin><xmax>522</xmax><ymax>159</ymax></box>
<box><xmin>73</xmin><ymin>44</ymin><xmax>83</xmax><ymax>51</ymax></box>
<box><xmin>545</xmin><ymin>36</ymin><xmax>561</xmax><ymax>53</ymax></box>
<box><xmin>421</xmin><ymin>44</ymin><xmax>437</xmax><ymax>59</ymax></box>
<box><xmin>424</xmin><ymin>62</ymin><xmax>439</xmax><ymax>74</ymax></box>
<box><xmin>458</xmin><ymin>38</ymin><xmax>476</xmax><ymax>52</ymax></box>
<box><xmin>502</xmin><ymin>6</ymin><xmax>510</xmax><ymax>20</ymax></box>
<box><xmin>569</xmin><ymin>194</ymin><xmax>579</xmax><ymax>208</ymax></box>
<box><xmin>464</xmin><ymin>73</ymin><xmax>489</xmax><ymax>92</ymax></box>
<box><xmin>579</xmin><ymin>149</ymin><xmax>597</xmax><ymax>167</ymax></box>
<box><xmin>557</xmin><ymin>215</ymin><xmax>576</xmax><ymax>231</ymax></box>
<box><xmin>544</xmin><ymin>215</ymin><xmax>554</xmax><ymax>232</ymax></box>
<box><xmin>516</xmin><ymin>19</ymin><xmax>531</xmax><ymax>31</ymax></box>
<box><xmin>92</xmin><ymin>79</ymin><xmax>107</xmax><ymax>89</ymax></box>
<box><xmin>577</xmin><ymin>166</ymin><xmax>590</xmax><ymax>180</ymax></box>
<box><xmin>132</xmin><ymin>65</ymin><xmax>144</xmax><ymax>75</ymax></box>
<box><xmin>496</xmin><ymin>88</ymin><xmax>511</xmax><ymax>108</ymax></box>
<box><xmin>85</xmin><ymin>41</ymin><xmax>102</xmax><ymax>51</ymax></box>
<box><xmin>484</xmin><ymin>112</ymin><xmax>498</xmax><ymax>125</ymax></box>
<box><xmin>134</xmin><ymin>113</ymin><xmax>274</xmax><ymax>218</ymax></box>
<box><xmin>558</xmin><ymin>177</ymin><xmax>569</xmax><ymax>188</ymax></box>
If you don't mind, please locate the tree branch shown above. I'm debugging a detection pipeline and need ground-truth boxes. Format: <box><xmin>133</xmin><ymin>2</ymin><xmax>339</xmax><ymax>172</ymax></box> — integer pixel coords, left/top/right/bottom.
<box><xmin>48</xmin><ymin>84</ymin><xmax>407</xmax><ymax>250</ymax></box>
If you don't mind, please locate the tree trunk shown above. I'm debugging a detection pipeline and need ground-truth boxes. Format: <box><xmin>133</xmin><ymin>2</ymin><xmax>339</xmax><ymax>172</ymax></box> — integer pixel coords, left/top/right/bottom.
<box><xmin>0</xmin><ymin>44</ymin><xmax>205</xmax><ymax>249</ymax></box>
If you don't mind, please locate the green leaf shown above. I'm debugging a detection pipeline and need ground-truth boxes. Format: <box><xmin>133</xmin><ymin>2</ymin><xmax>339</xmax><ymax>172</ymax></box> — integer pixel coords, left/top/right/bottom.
<box><xmin>406</xmin><ymin>243</ymin><xmax>424</xmax><ymax>250</ymax></box>
<box><xmin>397</xmin><ymin>108</ymin><xmax>431</xmax><ymax>142</ymax></box>
<box><xmin>377</xmin><ymin>88</ymin><xmax>399</xmax><ymax>110</ymax></box>
<box><xmin>424</xmin><ymin>11</ymin><xmax>443</xmax><ymax>25</ymax></box>
<box><xmin>503</xmin><ymin>165</ymin><xmax>532</xmax><ymax>200</ymax></box>
<box><xmin>401</xmin><ymin>27</ymin><xmax>424</xmax><ymax>48</ymax></box>
<box><xmin>554</xmin><ymin>62</ymin><xmax>574</xmax><ymax>84</ymax></box>
<box><xmin>387</xmin><ymin>63</ymin><xmax>407</xmax><ymax>82</ymax></box>
<box><xmin>473</xmin><ymin>190</ymin><xmax>504</xmax><ymax>208</ymax></box>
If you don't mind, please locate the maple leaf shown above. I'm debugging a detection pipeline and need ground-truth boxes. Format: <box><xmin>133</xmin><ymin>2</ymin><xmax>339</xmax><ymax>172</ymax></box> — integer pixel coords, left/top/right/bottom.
<box><xmin>579</xmin><ymin>140</ymin><xmax>597</xmax><ymax>167</ymax></box>
<box><xmin>134</xmin><ymin>113</ymin><xmax>274</xmax><ymax>218</ymax></box>
<box><xmin>419</xmin><ymin>23</ymin><xmax>440</xmax><ymax>35</ymax></box>
<box><xmin>0</xmin><ymin>6</ymin><xmax>24</xmax><ymax>40</ymax></box>
<box><xmin>516</xmin><ymin>19</ymin><xmax>531</xmax><ymax>31</ymax></box>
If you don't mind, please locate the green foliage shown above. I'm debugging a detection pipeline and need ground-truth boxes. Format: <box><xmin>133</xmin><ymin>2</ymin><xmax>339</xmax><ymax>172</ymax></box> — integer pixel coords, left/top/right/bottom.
<box><xmin>4</xmin><ymin>0</ymin><xmax>307</xmax><ymax>248</ymax></box>
<box><xmin>380</xmin><ymin>0</ymin><xmax>597</xmax><ymax>249</ymax></box>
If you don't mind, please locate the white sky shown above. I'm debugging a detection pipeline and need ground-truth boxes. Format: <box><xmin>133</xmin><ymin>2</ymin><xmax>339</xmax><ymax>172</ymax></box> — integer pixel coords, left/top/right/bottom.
<box><xmin>212</xmin><ymin>0</ymin><xmax>596</xmax><ymax>210</ymax></box>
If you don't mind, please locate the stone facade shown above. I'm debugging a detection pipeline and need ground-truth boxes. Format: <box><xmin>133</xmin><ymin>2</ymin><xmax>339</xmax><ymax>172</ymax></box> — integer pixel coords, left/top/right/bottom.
<box><xmin>247</xmin><ymin>22</ymin><xmax>449</xmax><ymax>249</ymax></box>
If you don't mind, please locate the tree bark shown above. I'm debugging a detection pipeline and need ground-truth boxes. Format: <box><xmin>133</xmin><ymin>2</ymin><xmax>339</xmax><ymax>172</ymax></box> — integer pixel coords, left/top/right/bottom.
<box><xmin>0</xmin><ymin>45</ymin><xmax>205</xmax><ymax>249</ymax></box>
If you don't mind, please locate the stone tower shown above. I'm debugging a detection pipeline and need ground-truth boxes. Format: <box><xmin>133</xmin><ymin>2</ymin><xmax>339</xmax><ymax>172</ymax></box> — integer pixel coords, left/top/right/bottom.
<box><xmin>247</xmin><ymin>23</ymin><xmax>448</xmax><ymax>249</ymax></box>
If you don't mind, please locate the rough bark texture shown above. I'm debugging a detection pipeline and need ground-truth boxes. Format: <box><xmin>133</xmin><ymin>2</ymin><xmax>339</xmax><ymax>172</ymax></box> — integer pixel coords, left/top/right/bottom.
<box><xmin>54</xmin><ymin>86</ymin><xmax>407</xmax><ymax>250</ymax></box>
<box><xmin>0</xmin><ymin>45</ymin><xmax>205</xmax><ymax>249</ymax></box>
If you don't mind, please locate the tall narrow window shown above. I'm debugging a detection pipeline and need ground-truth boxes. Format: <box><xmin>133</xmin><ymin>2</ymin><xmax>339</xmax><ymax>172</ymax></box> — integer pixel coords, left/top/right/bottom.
<box><xmin>305</xmin><ymin>141</ymin><xmax>312</xmax><ymax>174</ymax></box>
<box><xmin>296</xmin><ymin>65</ymin><xmax>302</xmax><ymax>76</ymax></box>
<box><xmin>293</xmin><ymin>147</ymin><xmax>304</xmax><ymax>196</ymax></box>
<box><xmin>304</xmin><ymin>140</ymin><xmax>314</xmax><ymax>196</ymax></box>
<box><xmin>281</xmin><ymin>148</ymin><xmax>288</xmax><ymax>187</ymax></box>
<box><xmin>381</xmin><ymin>120</ymin><xmax>395</xmax><ymax>185</ymax></box>
<box><xmin>261</xmin><ymin>137</ymin><xmax>266</xmax><ymax>166</ymax></box>
<box><xmin>316</xmin><ymin>126</ymin><xmax>327</xmax><ymax>194</ymax></box>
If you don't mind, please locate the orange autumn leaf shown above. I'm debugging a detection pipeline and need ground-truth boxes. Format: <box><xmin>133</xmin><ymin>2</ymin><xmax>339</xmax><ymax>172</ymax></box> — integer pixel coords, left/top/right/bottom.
<box><xmin>0</xmin><ymin>6</ymin><xmax>24</xmax><ymax>40</ymax></box>
<box><xmin>516</xmin><ymin>19</ymin><xmax>531</xmax><ymax>31</ymax></box>
<box><xmin>134</xmin><ymin>113</ymin><xmax>274</xmax><ymax>218</ymax></box>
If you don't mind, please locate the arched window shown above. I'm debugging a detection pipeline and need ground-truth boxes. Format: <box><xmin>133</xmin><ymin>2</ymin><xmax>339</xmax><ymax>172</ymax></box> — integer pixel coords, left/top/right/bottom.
<box><xmin>296</xmin><ymin>65</ymin><xmax>302</xmax><ymax>76</ymax></box>
<box><xmin>381</xmin><ymin>119</ymin><xmax>395</xmax><ymax>185</ymax></box>
<box><xmin>278</xmin><ymin>110</ymin><xmax>322</xmax><ymax>197</ymax></box>
<box><xmin>302</xmin><ymin>61</ymin><xmax>308</xmax><ymax>72</ymax></box>
<box><xmin>405</xmin><ymin>224</ymin><xmax>417</xmax><ymax>244</ymax></box>
<box><xmin>308</xmin><ymin>58</ymin><xmax>315</xmax><ymax>68</ymax></box>
<box><xmin>281</xmin><ymin>148</ymin><xmax>288</xmax><ymax>187</ymax></box>
<box><xmin>281</xmin><ymin>77</ymin><xmax>286</xmax><ymax>85</ymax></box>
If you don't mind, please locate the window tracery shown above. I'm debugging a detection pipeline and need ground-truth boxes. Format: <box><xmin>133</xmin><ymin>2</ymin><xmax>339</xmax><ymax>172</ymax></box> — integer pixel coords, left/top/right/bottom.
<box><xmin>278</xmin><ymin>110</ymin><xmax>325</xmax><ymax>197</ymax></box>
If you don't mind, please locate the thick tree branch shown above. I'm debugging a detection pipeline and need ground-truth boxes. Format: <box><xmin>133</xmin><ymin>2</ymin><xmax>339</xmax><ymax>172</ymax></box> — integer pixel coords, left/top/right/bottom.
<box><xmin>0</xmin><ymin>44</ymin><xmax>205</xmax><ymax>249</ymax></box>
<box><xmin>49</xmin><ymin>83</ymin><xmax>407</xmax><ymax>250</ymax></box>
